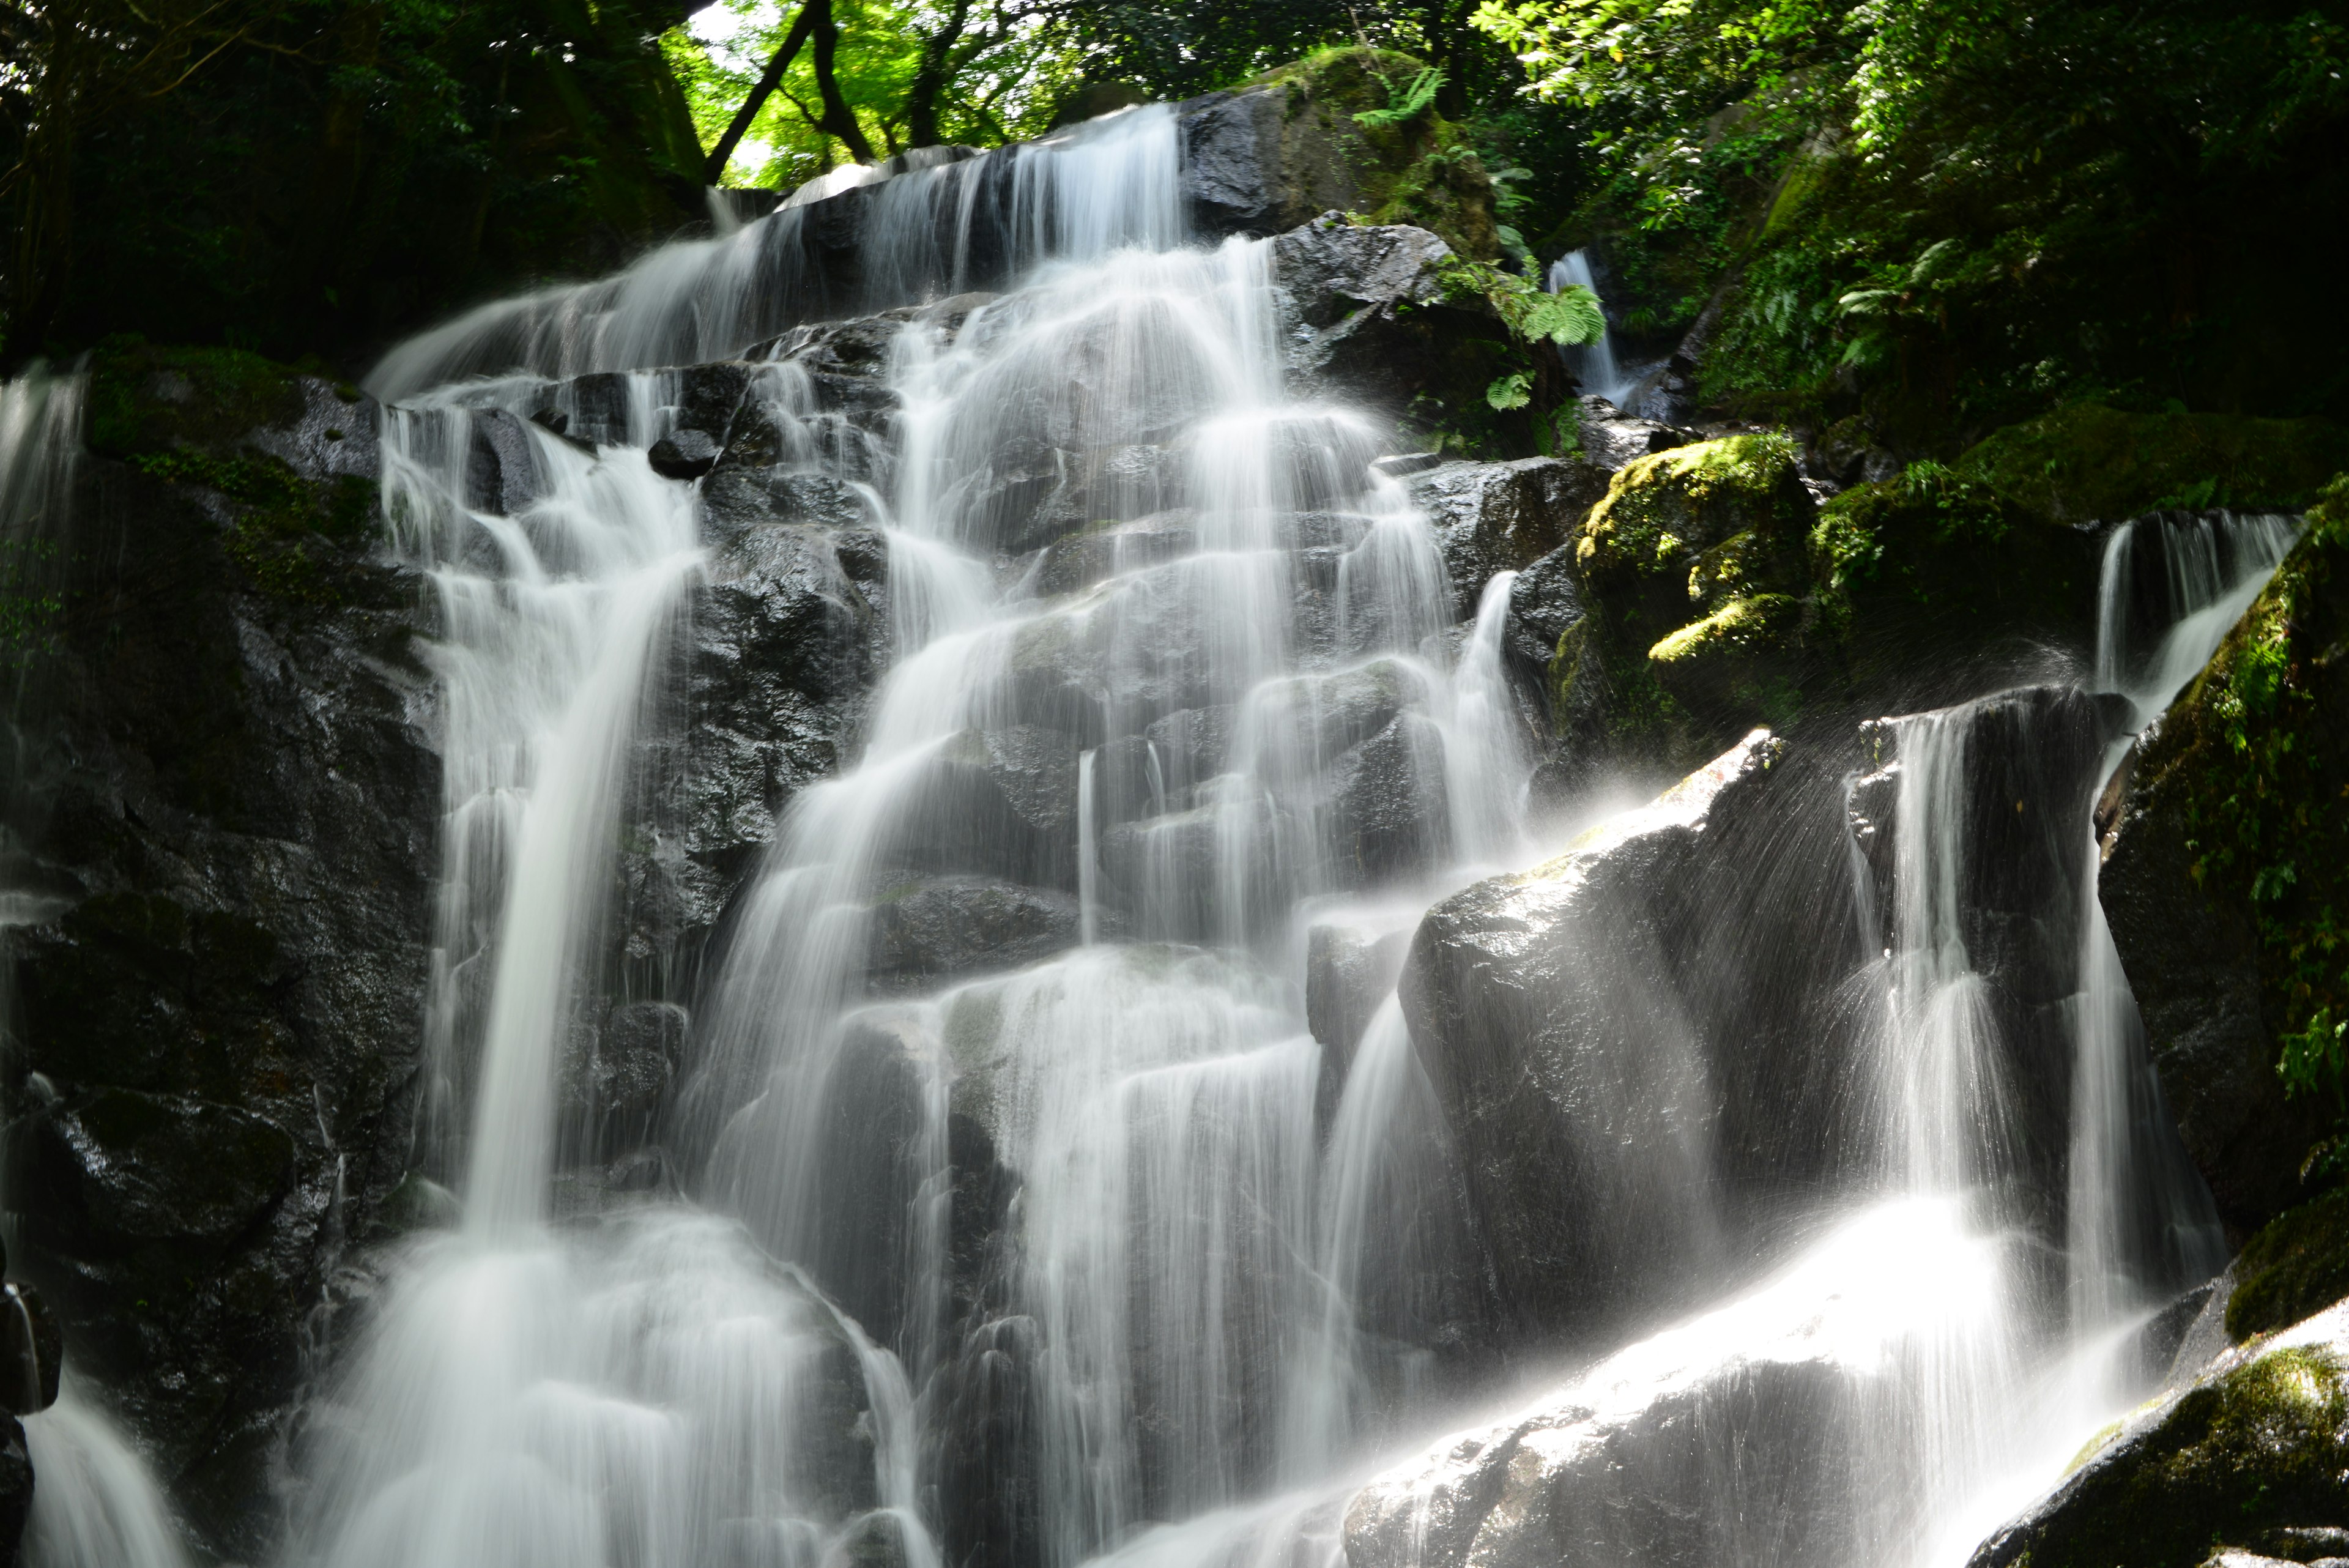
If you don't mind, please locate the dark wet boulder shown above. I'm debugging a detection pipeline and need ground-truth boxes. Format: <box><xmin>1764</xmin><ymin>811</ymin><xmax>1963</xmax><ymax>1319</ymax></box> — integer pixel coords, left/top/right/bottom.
<box><xmin>647</xmin><ymin>427</ymin><xmax>721</xmax><ymax>479</ymax></box>
<box><xmin>865</xmin><ymin>876</ymin><xmax>1085</xmax><ymax>991</ymax></box>
<box><xmin>2099</xmin><ymin>485</ymin><xmax>2348</xmax><ymax>1237</ymax></box>
<box><xmin>0</xmin><ymin>1417</ymin><xmax>26</xmax><ymax>1566</ymax></box>
<box><xmin>1398</xmin><ymin>729</ymin><xmax>1792</xmax><ymax>1343</ymax></box>
<box><xmin>9</xmin><ymin>346</ymin><xmax>439</xmax><ymax>1557</ymax></box>
<box><xmin>562</xmin><ymin>1001</ymin><xmax>688</xmax><ymax>1164</ymax></box>
<box><xmin>1504</xmin><ymin>543</ymin><xmax>1583</xmax><ymax>668</ymax></box>
<box><xmin>1966</xmin><ymin>1302</ymin><xmax>2349</xmax><ymax>1568</ymax></box>
<box><xmin>1406</xmin><ymin>457</ymin><xmax>1607</xmax><ymax>615</ymax></box>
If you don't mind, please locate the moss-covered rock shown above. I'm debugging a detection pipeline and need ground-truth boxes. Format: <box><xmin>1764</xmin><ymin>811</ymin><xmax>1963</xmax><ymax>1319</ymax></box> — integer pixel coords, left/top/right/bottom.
<box><xmin>2230</xmin><ymin>1187</ymin><xmax>2349</xmax><ymax>1343</ymax></box>
<box><xmin>1968</xmin><ymin>1309</ymin><xmax>2349</xmax><ymax>1568</ymax></box>
<box><xmin>83</xmin><ymin>337</ymin><xmax>383</xmax><ymax>606</ymax></box>
<box><xmin>1184</xmin><ymin>49</ymin><xmax>1500</xmax><ymax>261</ymax></box>
<box><xmin>2100</xmin><ymin>475</ymin><xmax>2349</xmax><ymax>1235</ymax></box>
<box><xmin>1543</xmin><ymin>434</ymin><xmax>1815</xmax><ymax>778</ymax></box>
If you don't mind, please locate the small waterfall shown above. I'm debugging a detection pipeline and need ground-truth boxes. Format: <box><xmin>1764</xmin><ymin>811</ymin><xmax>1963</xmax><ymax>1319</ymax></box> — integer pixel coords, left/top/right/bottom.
<box><xmin>1546</xmin><ymin>250</ymin><xmax>1635</xmax><ymax>405</ymax></box>
<box><xmin>0</xmin><ymin>365</ymin><xmax>196</xmax><ymax>1568</ymax></box>
<box><xmin>20</xmin><ymin>1384</ymin><xmax>190</xmax><ymax>1568</ymax></box>
<box><xmin>368</xmin><ymin>105</ymin><xmax>1188</xmax><ymax>401</ymax></box>
<box><xmin>2063</xmin><ymin>508</ymin><xmax>2301</xmax><ymax>1377</ymax></box>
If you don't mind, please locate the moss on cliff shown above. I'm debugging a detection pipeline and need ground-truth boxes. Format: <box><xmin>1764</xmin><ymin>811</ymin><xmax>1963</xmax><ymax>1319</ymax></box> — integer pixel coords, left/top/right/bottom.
<box><xmin>86</xmin><ymin>337</ymin><xmax>379</xmax><ymax>604</ymax></box>
<box><xmin>2136</xmin><ymin>477</ymin><xmax>2349</xmax><ymax>1184</ymax></box>
<box><xmin>1984</xmin><ymin>1342</ymin><xmax>2349</xmax><ymax>1568</ymax></box>
<box><xmin>2230</xmin><ymin>1186</ymin><xmax>2349</xmax><ymax>1343</ymax></box>
<box><xmin>1251</xmin><ymin>48</ymin><xmax>1501</xmax><ymax>261</ymax></box>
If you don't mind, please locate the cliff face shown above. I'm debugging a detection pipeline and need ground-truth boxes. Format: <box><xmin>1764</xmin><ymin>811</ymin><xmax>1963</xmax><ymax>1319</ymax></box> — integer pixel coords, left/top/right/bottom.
<box><xmin>3</xmin><ymin>349</ymin><xmax>437</xmax><ymax>1553</ymax></box>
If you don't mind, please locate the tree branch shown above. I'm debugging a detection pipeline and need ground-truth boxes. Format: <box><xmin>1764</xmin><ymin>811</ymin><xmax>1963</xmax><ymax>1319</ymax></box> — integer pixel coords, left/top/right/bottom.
<box><xmin>703</xmin><ymin>0</ymin><xmax>820</xmax><ymax>184</ymax></box>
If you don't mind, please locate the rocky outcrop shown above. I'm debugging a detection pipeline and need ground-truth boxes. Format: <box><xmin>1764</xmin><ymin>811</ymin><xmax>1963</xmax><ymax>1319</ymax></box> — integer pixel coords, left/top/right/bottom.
<box><xmin>1967</xmin><ymin>1299</ymin><xmax>2349</xmax><ymax>1568</ymax></box>
<box><xmin>1399</xmin><ymin>729</ymin><xmax>1821</xmax><ymax>1343</ymax></box>
<box><xmin>1405</xmin><ymin>456</ymin><xmax>1606</xmax><ymax>615</ymax></box>
<box><xmin>1179</xmin><ymin>49</ymin><xmax>1499</xmax><ymax>257</ymax></box>
<box><xmin>2100</xmin><ymin>484</ymin><xmax>2348</xmax><ymax>1237</ymax></box>
<box><xmin>4</xmin><ymin>345</ymin><xmax>437</xmax><ymax>1556</ymax></box>
<box><xmin>1344</xmin><ymin>1203</ymin><xmax>1979</xmax><ymax>1568</ymax></box>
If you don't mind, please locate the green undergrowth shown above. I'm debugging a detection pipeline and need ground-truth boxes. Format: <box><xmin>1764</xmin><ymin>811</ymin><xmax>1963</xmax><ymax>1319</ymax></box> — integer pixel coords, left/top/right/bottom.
<box><xmin>2123</xmin><ymin>474</ymin><xmax>2349</xmax><ymax>1189</ymax></box>
<box><xmin>89</xmin><ymin>336</ymin><xmax>377</xmax><ymax>604</ymax></box>
<box><xmin>2230</xmin><ymin>1184</ymin><xmax>2349</xmax><ymax>1342</ymax></box>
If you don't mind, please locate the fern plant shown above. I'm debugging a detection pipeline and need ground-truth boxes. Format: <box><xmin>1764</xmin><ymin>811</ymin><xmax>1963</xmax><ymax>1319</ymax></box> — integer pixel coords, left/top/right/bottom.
<box><xmin>1355</xmin><ymin>66</ymin><xmax>1447</xmax><ymax>128</ymax></box>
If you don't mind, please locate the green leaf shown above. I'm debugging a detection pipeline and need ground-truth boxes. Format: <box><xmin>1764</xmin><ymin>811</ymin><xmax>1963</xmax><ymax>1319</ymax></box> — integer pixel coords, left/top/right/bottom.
<box><xmin>1486</xmin><ymin>371</ymin><xmax>1534</xmax><ymax>411</ymax></box>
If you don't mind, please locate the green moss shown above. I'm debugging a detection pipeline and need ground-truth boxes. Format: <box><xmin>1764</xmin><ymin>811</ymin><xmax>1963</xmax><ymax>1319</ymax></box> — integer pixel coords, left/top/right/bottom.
<box><xmin>87</xmin><ymin>336</ymin><xmax>305</xmax><ymax>462</ymax></box>
<box><xmin>1649</xmin><ymin>592</ymin><xmax>1802</xmax><ymax>665</ymax></box>
<box><xmin>91</xmin><ymin>340</ymin><xmax>379</xmax><ymax>605</ymax></box>
<box><xmin>2134</xmin><ymin>474</ymin><xmax>2349</xmax><ymax>1181</ymax></box>
<box><xmin>1995</xmin><ymin>1345</ymin><xmax>2349</xmax><ymax>1568</ymax></box>
<box><xmin>1953</xmin><ymin>403</ymin><xmax>2349</xmax><ymax>525</ymax></box>
<box><xmin>1579</xmin><ymin>434</ymin><xmax>1807</xmax><ymax>584</ymax></box>
<box><xmin>2230</xmin><ymin>1186</ymin><xmax>2349</xmax><ymax>1342</ymax></box>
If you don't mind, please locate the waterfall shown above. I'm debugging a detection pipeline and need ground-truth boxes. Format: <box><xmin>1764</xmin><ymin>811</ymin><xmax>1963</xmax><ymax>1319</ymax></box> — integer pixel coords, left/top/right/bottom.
<box><xmin>0</xmin><ymin>82</ymin><xmax>2314</xmax><ymax>1568</ymax></box>
<box><xmin>1545</xmin><ymin>250</ymin><xmax>1635</xmax><ymax>406</ymax></box>
<box><xmin>287</xmin><ymin>101</ymin><xmax>1537</xmax><ymax>1568</ymax></box>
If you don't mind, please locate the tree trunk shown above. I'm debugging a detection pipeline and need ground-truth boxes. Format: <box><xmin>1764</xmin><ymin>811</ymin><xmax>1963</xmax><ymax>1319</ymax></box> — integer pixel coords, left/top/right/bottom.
<box><xmin>902</xmin><ymin>0</ymin><xmax>973</xmax><ymax>149</ymax></box>
<box><xmin>809</xmin><ymin>0</ymin><xmax>877</xmax><ymax>165</ymax></box>
<box><xmin>703</xmin><ymin>0</ymin><xmax>820</xmax><ymax>184</ymax></box>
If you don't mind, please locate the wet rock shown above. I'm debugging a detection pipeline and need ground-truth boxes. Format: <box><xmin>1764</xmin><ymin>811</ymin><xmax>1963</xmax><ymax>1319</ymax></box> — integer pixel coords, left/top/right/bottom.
<box><xmin>6</xmin><ymin>365</ymin><xmax>439</xmax><ymax>1556</ymax></box>
<box><xmin>1346</xmin><ymin>1210</ymin><xmax>1923</xmax><ymax>1568</ymax></box>
<box><xmin>878</xmin><ymin>727</ymin><xmax>1082</xmax><ymax>890</ymax></box>
<box><xmin>1305</xmin><ymin>918</ymin><xmax>1412</xmax><ymax>1066</ymax></box>
<box><xmin>464</xmin><ymin>407</ymin><xmax>538</xmax><ymax>515</ymax></box>
<box><xmin>1324</xmin><ymin>712</ymin><xmax>1452</xmax><ymax>885</ymax></box>
<box><xmin>647</xmin><ymin>427</ymin><xmax>722</xmax><ymax>479</ymax></box>
<box><xmin>0</xmin><ymin>1418</ymin><xmax>27</xmax><ymax>1565</ymax></box>
<box><xmin>1967</xmin><ymin>1301</ymin><xmax>2349</xmax><ymax>1568</ymax></box>
<box><xmin>562</xmin><ymin>1001</ymin><xmax>688</xmax><ymax>1162</ymax></box>
<box><xmin>865</xmin><ymin>876</ymin><xmax>1085</xmax><ymax>990</ymax></box>
<box><xmin>1572</xmin><ymin>395</ymin><xmax>1693</xmax><ymax>473</ymax></box>
<box><xmin>1401</xmin><ymin>729</ymin><xmax>1858</xmax><ymax>1343</ymax></box>
<box><xmin>2099</xmin><ymin>502</ymin><xmax>2347</xmax><ymax>1238</ymax></box>
<box><xmin>1504</xmin><ymin>543</ymin><xmax>1583</xmax><ymax>668</ymax></box>
<box><xmin>1272</xmin><ymin>220</ymin><xmax>1512</xmax><ymax>431</ymax></box>
<box><xmin>1406</xmin><ymin>458</ymin><xmax>1608</xmax><ymax>615</ymax></box>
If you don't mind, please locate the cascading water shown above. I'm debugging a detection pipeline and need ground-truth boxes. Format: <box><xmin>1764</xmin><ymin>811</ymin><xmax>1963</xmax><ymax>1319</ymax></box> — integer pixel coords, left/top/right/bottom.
<box><xmin>1545</xmin><ymin>250</ymin><xmax>1637</xmax><ymax>407</ymax></box>
<box><xmin>281</xmin><ymin>103</ymin><xmax>1531</xmax><ymax>1568</ymax></box>
<box><xmin>0</xmin><ymin>91</ymin><xmax>2314</xmax><ymax>1568</ymax></box>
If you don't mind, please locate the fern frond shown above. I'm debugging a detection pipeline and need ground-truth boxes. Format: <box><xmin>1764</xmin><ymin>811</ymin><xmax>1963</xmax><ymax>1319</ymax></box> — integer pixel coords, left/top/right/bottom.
<box><xmin>1354</xmin><ymin>67</ymin><xmax>1447</xmax><ymax>128</ymax></box>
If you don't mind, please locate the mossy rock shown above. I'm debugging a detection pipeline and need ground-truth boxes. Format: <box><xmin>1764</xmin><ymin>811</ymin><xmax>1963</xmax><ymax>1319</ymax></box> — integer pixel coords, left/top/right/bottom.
<box><xmin>2231</xmin><ymin>1187</ymin><xmax>2349</xmax><ymax>1342</ymax></box>
<box><xmin>1241</xmin><ymin>48</ymin><xmax>1499</xmax><ymax>261</ymax></box>
<box><xmin>83</xmin><ymin>337</ymin><xmax>380</xmax><ymax>605</ymax></box>
<box><xmin>2099</xmin><ymin>475</ymin><xmax>2349</xmax><ymax>1232</ymax></box>
<box><xmin>1970</xmin><ymin>1339</ymin><xmax>2349</xmax><ymax>1568</ymax></box>
<box><xmin>1954</xmin><ymin>402</ymin><xmax>2349</xmax><ymax>524</ymax></box>
<box><xmin>1578</xmin><ymin>434</ymin><xmax>1811</xmax><ymax>592</ymax></box>
<box><xmin>86</xmin><ymin>337</ymin><xmax>314</xmax><ymax>463</ymax></box>
<box><xmin>1647</xmin><ymin>592</ymin><xmax>1807</xmax><ymax>726</ymax></box>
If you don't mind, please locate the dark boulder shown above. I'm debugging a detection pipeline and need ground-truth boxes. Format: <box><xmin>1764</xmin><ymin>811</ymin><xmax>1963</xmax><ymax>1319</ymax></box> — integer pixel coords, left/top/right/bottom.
<box><xmin>1406</xmin><ymin>457</ymin><xmax>1607</xmax><ymax>615</ymax></box>
<box><xmin>7</xmin><ymin>355</ymin><xmax>439</xmax><ymax>1558</ymax></box>
<box><xmin>1398</xmin><ymin>729</ymin><xmax>1791</xmax><ymax>1343</ymax></box>
<box><xmin>647</xmin><ymin>428</ymin><xmax>722</xmax><ymax>479</ymax></box>
<box><xmin>2099</xmin><ymin>496</ymin><xmax>2347</xmax><ymax>1239</ymax></box>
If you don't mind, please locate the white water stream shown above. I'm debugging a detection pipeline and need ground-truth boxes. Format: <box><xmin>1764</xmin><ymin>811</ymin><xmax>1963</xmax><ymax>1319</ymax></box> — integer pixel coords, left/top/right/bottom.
<box><xmin>0</xmin><ymin>103</ymin><xmax>2314</xmax><ymax>1568</ymax></box>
